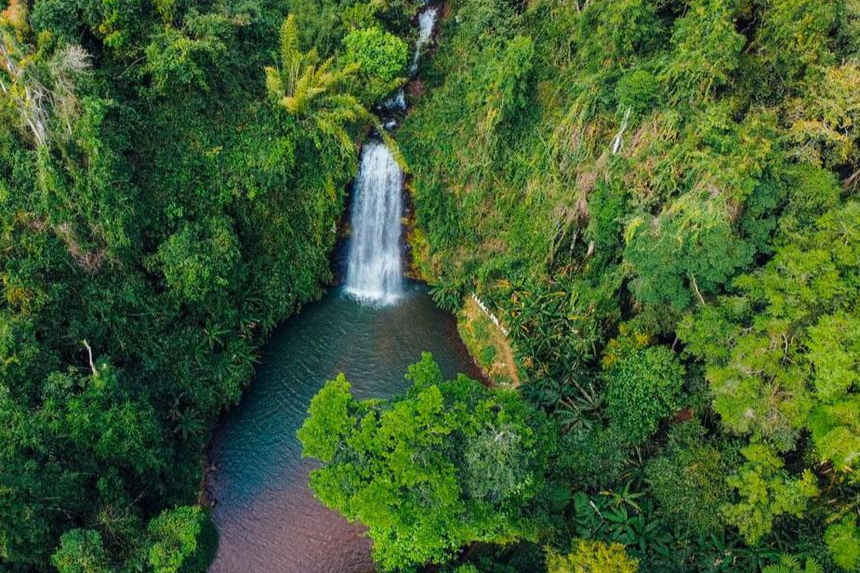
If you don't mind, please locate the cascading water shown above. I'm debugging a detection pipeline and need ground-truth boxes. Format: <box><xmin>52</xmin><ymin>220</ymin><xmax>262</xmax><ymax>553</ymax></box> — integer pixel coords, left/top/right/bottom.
<box><xmin>382</xmin><ymin>4</ymin><xmax>438</xmax><ymax>112</ymax></box>
<box><xmin>410</xmin><ymin>7</ymin><xmax>438</xmax><ymax>74</ymax></box>
<box><xmin>381</xmin><ymin>89</ymin><xmax>406</xmax><ymax>112</ymax></box>
<box><xmin>344</xmin><ymin>141</ymin><xmax>404</xmax><ymax>304</ymax></box>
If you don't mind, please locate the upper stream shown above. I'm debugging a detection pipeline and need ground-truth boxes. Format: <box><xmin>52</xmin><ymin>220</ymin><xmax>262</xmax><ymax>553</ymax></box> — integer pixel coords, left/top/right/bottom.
<box><xmin>208</xmin><ymin>7</ymin><xmax>461</xmax><ymax>571</ymax></box>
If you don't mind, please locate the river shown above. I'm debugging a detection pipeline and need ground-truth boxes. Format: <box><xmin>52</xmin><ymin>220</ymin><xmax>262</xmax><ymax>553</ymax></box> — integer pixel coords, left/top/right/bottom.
<box><xmin>207</xmin><ymin>7</ymin><xmax>467</xmax><ymax>570</ymax></box>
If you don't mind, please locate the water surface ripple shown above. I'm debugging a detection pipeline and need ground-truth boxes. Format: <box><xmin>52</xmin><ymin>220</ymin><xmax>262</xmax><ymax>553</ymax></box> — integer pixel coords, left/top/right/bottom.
<box><xmin>209</xmin><ymin>283</ymin><xmax>480</xmax><ymax>573</ymax></box>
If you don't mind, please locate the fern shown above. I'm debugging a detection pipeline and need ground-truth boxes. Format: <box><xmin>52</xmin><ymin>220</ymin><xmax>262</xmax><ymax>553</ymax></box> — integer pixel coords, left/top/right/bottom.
<box><xmin>762</xmin><ymin>554</ymin><xmax>823</xmax><ymax>573</ymax></box>
<box><xmin>762</xmin><ymin>566</ymin><xmax>794</xmax><ymax>573</ymax></box>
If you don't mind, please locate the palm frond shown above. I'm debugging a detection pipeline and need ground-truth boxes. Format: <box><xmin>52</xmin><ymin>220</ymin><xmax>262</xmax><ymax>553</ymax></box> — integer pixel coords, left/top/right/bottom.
<box><xmin>279</xmin><ymin>15</ymin><xmax>300</xmax><ymax>71</ymax></box>
<box><xmin>264</xmin><ymin>66</ymin><xmax>282</xmax><ymax>100</ymax></box>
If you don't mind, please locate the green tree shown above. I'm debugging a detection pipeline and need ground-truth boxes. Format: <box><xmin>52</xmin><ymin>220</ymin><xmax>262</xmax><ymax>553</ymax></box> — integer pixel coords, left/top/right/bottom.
<box><xmin>645</xmin><ymin>421</ymin><xmax>733</xmax><ymax>535</ymax></box>
<box><xmin>342</xmin><ymin>26</ymin><xmax>408</xmax><ymax>104</ymax></box>
<box><xmin>146</xmin><ymin>506</ymin><xmax>205</xmax><ymax>573</ymax></box>
<box><xmin>625</xmin><ymin>193</ymin><xmax>755</xmax><ymax>310</ymax></box>
<box><xmin>58</xmin><ymin>364</ymin><xmax>164</xmax><ymax>477</ymax></box>
<box><xmin>561</xmin><ymin>427</ymin><xmax>628</xmax><ymax>490</ymax></box>
<box><xmin>681</xmin><ymin>201</ymin><xmax>860</xmax><ymax>454</ymax></box>
<box><xmin>808</xmin><ymin>395</ymin><xmax>860</xmax><ymax>474</ymax></box>
<box><xmin>824</xmin><ymin>515</ymin><xmax>860</xmax><ymax>572</ymax></box>
<box><xmin>51</xmin><ymin>530</ymin><xmax>110</xmax><ymax>573</ymax></box>
<box><xmin>616</xmin><ymin>69</ymin><xmax>660</xmax><ymax>119</ymax></box>
<box><xmin>788</xmin><ymin>63</ymin><xmax>860</xmax><ymax>168</ymax></box>
<box><xmin>663</xmin><ymin>0</ymin><xmax>745</xmax><ymax>102</ymax></box>
<box><xmin>99</xmin><ymin>0</ymin><xmax>145</xmax><ymax>55</ymax></box>
<box><xmin>604</xmin><ymin>345</ymin><xmax>685</xmax><ymax>445</ymax></box>
<box><xmin>154</xmin><ymin>217</ymin><xmax>240</xmax><ymax>303</ymax></box>
<box><xmin>143</xmin><ymin>12</ymin><xmax>231</xmax><ymax>96</ymax></box>
<box><xmin>577</xmin><ymin>0</ymin><xmax>664</xmax><ymax>67</ymax></box>
<box><xmin>721</xmin><ymin>443</ymin><xmax>818</xmax><ymax>545</ymax></box>
<box><xmin>755</xmin><ymin>0</ymin><xmax>837</xmax><ymax>85</ymax></box>
<box><xmin>298</xmin><ymin>353</ymin><xmax>554</xmax><ymax>571</ymax></box>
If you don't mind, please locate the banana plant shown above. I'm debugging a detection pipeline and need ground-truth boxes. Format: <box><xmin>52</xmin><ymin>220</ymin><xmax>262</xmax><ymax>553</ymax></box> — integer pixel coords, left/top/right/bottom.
<box><xmin>696</xmin><ymin>531</ymin><xmax>781</xmax><ymax>573</ymax></box>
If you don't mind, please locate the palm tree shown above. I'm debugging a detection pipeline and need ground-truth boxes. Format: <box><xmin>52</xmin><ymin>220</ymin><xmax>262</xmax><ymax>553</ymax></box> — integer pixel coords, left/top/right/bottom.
<box><xmin>264</xmin><ymin>15</ymin><xmax>371</xmax><ymax>152</ymax></box>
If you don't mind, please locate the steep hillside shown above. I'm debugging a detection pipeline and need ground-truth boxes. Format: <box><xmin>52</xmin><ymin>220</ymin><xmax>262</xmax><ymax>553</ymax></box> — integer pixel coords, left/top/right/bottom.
<box><xmin>0</xmin><ymin>0</ymin><xmax>417</xmax><ymax>570</ymax></box>
<box><xmin>397</xmin><ymin>0</ymin><xmax>860</xmax><ymax>570</ymax></box>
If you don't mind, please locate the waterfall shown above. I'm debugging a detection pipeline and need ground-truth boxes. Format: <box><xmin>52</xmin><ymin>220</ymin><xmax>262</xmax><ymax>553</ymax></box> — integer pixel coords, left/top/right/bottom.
<box><xmin>410</xmin><ymin>7</ymin><xmax>438</xmax><ymax>74</ymax></box>
<box><xmin>345</xmin><ymin>141</ymin><xmax>404</xmax><ymax>304</ymax></box>
<box><xmin>381</xmin><ymin>89</ymin><xmax>406</xmax><ymax>112</ymax></box>
<box><xmin>346</xmin><ymin>6</ymin><xmax>438</xmax><ymax>304</ymax></box>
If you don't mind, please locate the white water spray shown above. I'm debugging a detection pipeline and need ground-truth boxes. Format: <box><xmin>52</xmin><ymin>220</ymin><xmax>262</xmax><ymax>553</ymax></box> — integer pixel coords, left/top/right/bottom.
<box><xmin>381</xmin><ymin>89</ymin><xmax>406</xmax><ymax>112</ymax></box>
<box><xmin>410</xmin><ymin>7</ymin><xmax>438</xmax><ymax>74</ymax></box>
<box><xmin>345</xmin><ymin>141</ymin><xmax>404</xmax><ymax>304</ymax></box>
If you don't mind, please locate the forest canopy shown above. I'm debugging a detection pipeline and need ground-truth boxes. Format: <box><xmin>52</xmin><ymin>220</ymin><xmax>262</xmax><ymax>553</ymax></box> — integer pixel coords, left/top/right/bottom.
<box><xmin>2</xmin><ymin>0</ymin><xmax>859</xmax><ymax>572</ymax></box>
<box><xmin>394</xmin><ymin>0</ymin><xmax>860</xmax><ymax>570</ymax></box>
<box><xmin>298</xmin><ymin>353</ymin><xmax>557</xmax><ymax>571</ymax></box>
<box><xmin>0</xmin><ymin>0</ymin><xmax>419</xmax><ymax>570</ymax></box>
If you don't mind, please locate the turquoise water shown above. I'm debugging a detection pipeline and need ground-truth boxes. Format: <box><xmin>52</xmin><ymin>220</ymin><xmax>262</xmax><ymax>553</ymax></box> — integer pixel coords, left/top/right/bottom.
<box><xmin>208</xmin><ymin>282</ymin><xmax>480</xmax><ymax>573</ymax></box>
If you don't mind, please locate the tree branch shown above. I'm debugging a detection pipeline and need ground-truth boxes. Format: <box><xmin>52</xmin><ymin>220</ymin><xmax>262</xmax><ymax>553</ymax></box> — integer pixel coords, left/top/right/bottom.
<box><xmin>82</xmin><ymin>339</ymin><xmax>97</xmax><ymax>377</ymax></box>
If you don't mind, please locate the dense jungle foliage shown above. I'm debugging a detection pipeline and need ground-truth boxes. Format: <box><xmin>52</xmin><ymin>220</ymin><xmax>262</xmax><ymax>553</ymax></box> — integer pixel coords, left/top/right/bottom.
<box><xmin>3</xmin><ymin>0</ymin><xmax>860</xmax><ymax>572</ymax></box>
<box><xmin>387</xmin><ymin>0</ymin><xmax>859</xmax><ymax>570</ymax></box>
<box><xmin>0</xmin><ymin>0</ymin><xmax>418</xmax><ymax>571</ymax></box>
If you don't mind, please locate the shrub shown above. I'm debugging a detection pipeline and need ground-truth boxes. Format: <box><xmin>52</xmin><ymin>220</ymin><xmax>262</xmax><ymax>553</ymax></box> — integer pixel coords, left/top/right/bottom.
<box><xmin>51</xmin><ymin>530</ymin><xmax>110</xmax><ymax>573</ymax></box>
<box><xmin>561</xmin><ymin>427</ymin><xmax>628</xmax><ymax>489</ymax></box>
<box><xmin>146</xmin><ymin>506</ymin><xmax>207</xmax><ymax>573</ymax></box>
<box><xmin>342</xmin><ymin>27</ymin><xmax>409</xmax><ymax>103</ymax></box>
<box><xmin>722</xmin><ymin>444</ymin><xmax>819</xmax><ymax>545</ymax></box>
<box><xmin>645</xmin><ymin>421</ymin><xmax>733</xmax><ymax>535</ymax></box>
<box><xmin>616</xmin><ymin>69</ymin><xmax>659</xmax><ymax>118</ymax></box>
<box><xmin>465</xmin><ymin>34</ymin><xmax>536</xmax><ymax>141</ymax></box>
<box><xmin>605</xmin><ymin>346</ymin><xmax>685</xmax><ymax>445</ymax></box>
<box><xmin>155</xmin><ymin>217</ymin><xmax>240</xmax><ymax>303</ymax></box>
<box><xmin>546</xmin><ymin>539</ymin><xmax>639</xmax><ymax>573</ymax></box>
<box><xmin>824</xmin><ymin>516</ymin><xmax>860</xmax><ymax>571</ymax></box>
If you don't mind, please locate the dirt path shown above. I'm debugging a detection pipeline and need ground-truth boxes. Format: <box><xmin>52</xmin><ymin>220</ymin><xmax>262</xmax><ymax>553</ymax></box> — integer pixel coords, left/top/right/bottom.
<box><xmin>492</xmin><ymin>320</ymin><xmax>520</xmax><ymax>387</ymax></box>
<box><xmin>460</xmin><ymin>297</ymin><xmax>520</xmax><ymax>387</ymax></box>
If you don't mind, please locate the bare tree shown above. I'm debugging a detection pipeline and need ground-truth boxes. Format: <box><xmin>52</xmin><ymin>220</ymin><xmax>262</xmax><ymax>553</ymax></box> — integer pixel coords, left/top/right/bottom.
<box><xmin>1</xmin><ymin>5</ymin><xmax>90</xmax><ymax>147</ymax></box>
